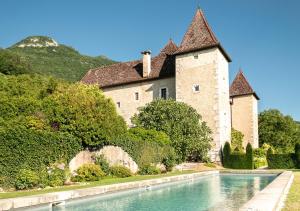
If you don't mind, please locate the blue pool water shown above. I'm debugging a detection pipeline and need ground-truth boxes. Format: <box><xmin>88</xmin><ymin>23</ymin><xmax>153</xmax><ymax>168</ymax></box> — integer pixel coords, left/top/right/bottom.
<box><xmin>35</xmin><ymin>174</ymin><xmax>276</xmax><ymax>211</ymax></box>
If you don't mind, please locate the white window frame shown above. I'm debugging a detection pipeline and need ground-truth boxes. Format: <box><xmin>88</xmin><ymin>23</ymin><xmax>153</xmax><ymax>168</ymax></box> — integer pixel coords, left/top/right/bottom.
<box><xmin>192</xmin><ymin>84</ymin><xmax>200</xmax><ymax>93</ymax></box>
<box><xmin>159</xmin><ymin>87</ymin><xmax>169</xmax><ymax>99</ymax></box>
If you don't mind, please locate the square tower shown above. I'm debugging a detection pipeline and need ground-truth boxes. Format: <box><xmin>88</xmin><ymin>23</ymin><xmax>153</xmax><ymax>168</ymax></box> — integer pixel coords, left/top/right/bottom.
<box><xmin>174</xmin><ymin>9</ymin><xmax>232</xmax><ymax>161</ymax></box>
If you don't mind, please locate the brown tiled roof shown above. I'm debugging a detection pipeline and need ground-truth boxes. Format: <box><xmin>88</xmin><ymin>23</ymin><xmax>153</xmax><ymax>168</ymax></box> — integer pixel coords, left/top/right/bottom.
<box><xmin>230</xmin><ymin>70</ymin><xmax>259</xmax><ymax>100</ymax></box>
<box><xmin>81</xmin><ymin>40</ymin><xmax>178</xmax><ymax>88</ymax></box>
<box><xmin>175</xmin><ymin>9</ymin><xmax>231</xmax><ymax>62</ymax></box>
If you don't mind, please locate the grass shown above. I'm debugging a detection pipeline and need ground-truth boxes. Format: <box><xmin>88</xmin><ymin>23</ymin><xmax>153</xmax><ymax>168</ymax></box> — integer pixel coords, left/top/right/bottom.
<box><xmin>283</xmin><ymin>171</ymin><xmax>300</xmax><ymax>210</ymax></box>
<box><xmin>0</xmin><ymin>170</ymin><xmax>195</xmax><ymax>199</ymax></box>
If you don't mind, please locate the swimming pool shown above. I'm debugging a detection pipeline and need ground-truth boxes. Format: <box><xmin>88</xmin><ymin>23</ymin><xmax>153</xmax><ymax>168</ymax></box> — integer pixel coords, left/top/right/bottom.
<box><xmin>32</xmin><ymin>173</ymin><xmax>276</xmax><ymax>211</ymax></box>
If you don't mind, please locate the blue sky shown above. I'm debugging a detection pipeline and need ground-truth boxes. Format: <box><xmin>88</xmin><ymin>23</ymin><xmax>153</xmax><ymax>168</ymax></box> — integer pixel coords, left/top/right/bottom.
<box><xmin>1</xmin><ymin>0</ymin><xmax>300</xmax><ymax>120</ymax></box>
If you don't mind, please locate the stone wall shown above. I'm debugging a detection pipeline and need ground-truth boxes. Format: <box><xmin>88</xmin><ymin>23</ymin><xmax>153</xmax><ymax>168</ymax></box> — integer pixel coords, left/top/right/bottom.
<box><xmin>102</xmin><ymin>77</ymin><xmax>175</xmax><ymax>125</ymax></box>
<box><xmin>231</xmin><ymin>94</ymin><xmax>259</xmax><ymax>148</ymax></box>
<box><xmin>175</xmin><ymin>47</ymin><xmax>231</xmax><ymax>161</ymax></box>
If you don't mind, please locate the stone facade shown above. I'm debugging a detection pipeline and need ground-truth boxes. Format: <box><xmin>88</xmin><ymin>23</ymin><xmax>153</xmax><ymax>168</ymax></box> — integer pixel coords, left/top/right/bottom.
<box><xmin>103</xmin><ymin>77</ymin><xmax>175</xmax><ymax>125</ymax></box>
<box><xmin>175</xmin><ymin>48</ymin><xmax>231</xmax><ymax>161</ymax></box>
<box><xmin>231</xmin><ymin>94</ymin><xmax>259</xmax><ymax>148</ymax></box>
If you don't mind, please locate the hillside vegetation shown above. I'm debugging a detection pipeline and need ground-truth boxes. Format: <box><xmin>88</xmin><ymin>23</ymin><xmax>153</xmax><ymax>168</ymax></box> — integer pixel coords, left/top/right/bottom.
<box><xmin>1</xmin><ymin>36</ymin><xmax>114</xmax><ymax>81</ymax></box>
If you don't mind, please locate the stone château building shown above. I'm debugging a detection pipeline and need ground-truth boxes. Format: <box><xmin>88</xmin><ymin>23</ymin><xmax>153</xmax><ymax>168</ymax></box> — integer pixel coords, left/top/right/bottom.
<box><xmin>81</xmin><ymin>9</ymin><xmax>259</xmax><ymax>161</ymax></box>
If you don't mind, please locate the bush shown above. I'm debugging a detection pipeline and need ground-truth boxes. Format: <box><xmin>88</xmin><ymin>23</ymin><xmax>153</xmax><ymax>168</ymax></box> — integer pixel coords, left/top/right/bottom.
<box><xmin>267</xmin><ymin>154</ymin><xmax>296</xmax><ymax>169</ymax></box>
<box><xmin>48</xmin><ymin>167</ymin><xmax>66</xmax><ymax>187</ymax></box>
<box><xmin>162</xmin><ymin>148</ymin><xmax>177</xmax><ymax>171</ymax></box>
<box><xmin>295</xmin><ymin>143</ymin><xmax>300</xmax><ymax>168</ymax></box>
<box><xmin>0</xmin><ymin>127</ymin><xmax>81</xmax><ymax>187</ymax></box>
<box><xmin>138</xmin><ymin>165</ymin><xmax>161</xmax><ymax>175</ymax></box>
<box><xmin>72</xmin><ymin>164</ymin><xmax>105</xmax><ymax>182</ymax></box>
<box><xmin>222</xmin><ymin>142</ymin><xmax>254</xmax><ymax>169</ymax></box>
<box><xmin>94</xmin><ymin>154</ymin><xmax>110</xmax><ymax>175</ymax></box>
<box><xmin>109</xmin><ymin>165</ymin><xmax>132</xmax><ymax>178</ymax></box>
<box><xmin>109</xmin><ymin>133</ymin><xmax>176</xmax><ymax>168</ymax></box>
<box><xmin>231</xmin><ymin>128</ymin><xmax>244</xmax><ymax>150</ymax></box>
<box><xmin>0</xmin><ymin>49</ymin><xmax>30</xmax><ymax>75</ymax></box>
<box><xmin>204</xmin><ymin>162</ymin><xmax>216</xmax><ymax>168</ymax></box>
<box><xmin>15</xmin><ymin>169</ymin><xmax>39</xmax><ymax>190</ymax></box>
<box><xmin>131</xmin><ymin>99</ymin><xmax>212</xmax><ymax>162</ymax></box>
<box><xmin>128</xmin><ymin>127</ymin><xmax>171</xmax><ymax>146</ymax></box>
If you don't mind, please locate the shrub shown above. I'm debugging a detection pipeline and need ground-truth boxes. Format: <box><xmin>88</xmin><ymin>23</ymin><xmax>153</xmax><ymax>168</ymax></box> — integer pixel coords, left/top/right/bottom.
<box><xmin>162</xmin><ymin>148</ymin><xmax>177</xmax><ymax>171</ymax></box>
<box><xmin>267</xmin><ymin>154</ymin><xmax>296</xmax><ymax>169</ymax></box>
<box><xmin>0</xmin><ymin>127</ymin><xmax>81</xmax><ymax>187</ymax></box>
<box><xmin>131</xmin><ymin>99</ymin><xmax>212</xmax><ymax>162</ymax></box>
<box><xmin>109</xmin><ymin>133</ymin><xmax>176</xmax><ymax>168</ymax></box>
<box><xmin>48</xmin><ymin>167</ymin><xmax>66</xmax><ymax>187</ymax></box>
<box><xmin>109</xmin><ymin>165</ymin><xmax>132</xmax><ymax>178</ymax></box>
<box><xmin>94</xmin><ymin>154</ymin><xmax>110</xmax><ymax>175</ymax></box>
<box><xmin>73</xmin><ymin>164</ymin><xmax>105</xmax><ymax>182</ymax></box>
<box><xmin>138</xmin><ymin>165</ymin><xmax>161</xmax><ymax>175</ymax></box>
<box><xmin>295</xmin><ymin>143</ymin><xmax>300</xmax><ymax>168</ymax></box>
<box><xmin>15</xmin><ymin>169</ymin><xmax>39</xmax><ymax>190</ymax></box>
<box><xmin>222</xmin><ymin>142</ymin><xmax>254</xmax><ymax>169</ymax></box>
<box><xmin>204</xmin><ymin>162</ymin><xmax>216</xmax><ymax>168</ymax></box>
<box><xmin>128</xmin><ymin>127</ymin><xmax>171</xmax><ymax>146</ymax></box>
<box><xmin>231</xmin><ymin>128</ymin><xmax>244</xmax><ymax>150</ymax></box>
<box><xmin>0</xmin><ymin>49</ymin><xmax>30</xmax><ymax>75</ymax></box>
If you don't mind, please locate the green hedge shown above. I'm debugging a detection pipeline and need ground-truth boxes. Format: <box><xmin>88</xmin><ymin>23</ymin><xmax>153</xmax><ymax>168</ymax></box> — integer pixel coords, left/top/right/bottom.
<box><xmin>223</xmin><ymin>142</ymin><xmax>254</xmax><ymax>169</ymax></box>
<box><xmin>267</xmin><ymin>154</ymin><xmax>295</xmax><ymax>169</ymax></box>
<box><xmin>0</xmin><ymin>127</ymin><xmax>82</xmax><ymax>187</ymax></box>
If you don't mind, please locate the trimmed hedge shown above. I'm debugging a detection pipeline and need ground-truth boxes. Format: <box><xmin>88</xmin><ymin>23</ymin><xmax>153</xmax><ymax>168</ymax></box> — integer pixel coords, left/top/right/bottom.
<box><xmin>0</xmin><ymin>127</ymin><xmax>82</xmax><ymax>187</ymax></box>
<box><xmin>222</xmin><ymin>142</ymin><xmax>254</xmax><ymax>169</ymax></box>
<box><xmin>266</xmin><ymin>144</ymin><xmax>300</xmax><ymax>169</ymax></box>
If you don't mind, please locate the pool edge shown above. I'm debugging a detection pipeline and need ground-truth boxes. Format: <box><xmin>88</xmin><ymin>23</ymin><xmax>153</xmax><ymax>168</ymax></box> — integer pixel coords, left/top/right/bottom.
<box><xmin>239</xmin><ymin>170</ymin><xmax>294</xmax><ymax>211</ymax></box>
<box><xmin>0</xmin><ymin>171</ymin><xmax>218</xmax><ymax>210</ymax></box>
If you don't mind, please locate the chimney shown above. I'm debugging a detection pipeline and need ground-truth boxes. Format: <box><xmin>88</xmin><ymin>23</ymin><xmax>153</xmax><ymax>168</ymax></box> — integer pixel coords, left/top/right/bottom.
<box><xmin>141</xmin><ymin>50</ymin><xmax>151</xmax><ymax>77</ymax></box>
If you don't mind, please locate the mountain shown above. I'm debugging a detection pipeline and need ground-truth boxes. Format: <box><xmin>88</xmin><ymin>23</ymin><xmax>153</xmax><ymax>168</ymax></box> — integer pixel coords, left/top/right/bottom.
<box><xmin>5</xmin><ymin>36</ymin><xmax>115</xmax><ymax>81</ymax></box>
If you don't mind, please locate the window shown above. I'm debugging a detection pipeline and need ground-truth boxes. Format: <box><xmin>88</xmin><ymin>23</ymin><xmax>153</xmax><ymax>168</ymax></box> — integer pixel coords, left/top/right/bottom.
<box><xmin>135</xmin><ymin>92</ymin><xmax>139</xmax><ymax>100</ymax></box>
<box><xmin>160</xmin><ymin>87</ymin><xmax>168</xmax><ymax>100</ymax></box>
<box><xmin>193</xmin><ymin>84</ymin><xmax>200</xmax><ymax>92</ymax></box>
<box><xmin>117</xmin><ymin>102</ymin><xmax>121</xmax><ymax>108</ymax></box>
<box><xmin>194</xmin><ymin>54</ymin><xmax>198</xmax><ymax>59</ymax></box>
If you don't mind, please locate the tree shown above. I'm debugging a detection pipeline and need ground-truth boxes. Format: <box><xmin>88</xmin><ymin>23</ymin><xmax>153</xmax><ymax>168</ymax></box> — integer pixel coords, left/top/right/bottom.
<box><xmin>231</xmin><ymin>128</ymin><xmax>244</xmax><ymax>150</ymax></box>
<box><xmin>131</xmin><ymin>99</ymin><xmax>212</xmax><ymax>161</ymax></box>
<box><xmin>0</xmin><ymin>49</ymin><xmax>30</xmax><ymax>75</ymax></box>
<box><xmin>259</xmin><ymin>109</ymin><xmax>300</xmax><ymax>153</ymax></box>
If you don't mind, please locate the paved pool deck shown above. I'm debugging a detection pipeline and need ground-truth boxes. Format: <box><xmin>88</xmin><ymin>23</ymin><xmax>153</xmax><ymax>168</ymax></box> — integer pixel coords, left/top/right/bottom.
<box><xmin>0</xmin><ymin>170</ymin><xmax>293</xmax><ymax>211</ymax></box>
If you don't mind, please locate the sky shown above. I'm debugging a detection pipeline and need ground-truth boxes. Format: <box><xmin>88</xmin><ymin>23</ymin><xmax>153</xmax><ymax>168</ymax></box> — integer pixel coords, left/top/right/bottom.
<box><xmin>1</xmin><ymin>0</ymin><xmax>300</xmax><ymax>120</ymax></box>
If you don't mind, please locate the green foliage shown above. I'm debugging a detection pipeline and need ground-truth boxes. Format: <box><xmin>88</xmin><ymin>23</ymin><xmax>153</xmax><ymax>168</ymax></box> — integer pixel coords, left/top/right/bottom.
<box><xmin>267</xmin><ymin>154</ymin><xmax>296</xmax><ymax>169</ymax></box>
<box><xmin>138</xmin><ymin>165</ymin><xmax>161</xmax><ymax>175</ymax></box>
<box><xmin>132</xmin><ymin>99</ymin><xmax>212</xmax><ymax>162</ymax></box>
<box><xmin>0</xmin><ymin>49</ymin><xmax>30</xmax><ymax>75</ymax></box>
<box><xmin>295</xmin><ymin>144</ymin><xmax>300</xmax><ymax>169</ymax></box>
<box><xmin>109</xmin><ymin>165</ymin><xmax>132</xmax><ymax>178</ymax></box>
<box><xmin>0</xmin><ymin>127</ymin><xmax>81</xmax><ymax>187</ymax></box>
<box><xmin>15</xmin><ymin>169</ymin><xmax>39</xmax><ymax>190</ymax></box>
<box><xmin>94</xmin><ymin>154</ymin><xmax>110</xmax><ymax>175</ymax></box>
<box><xmin>109</xmin><ymin>133</ymin><xmax>176</xmax><ymax>169</ymax></box>
<box><xmin>72</xmin><ymin>164</ymin><xmax>105</xmax><ymax>182</ymax></box>
<box><xmin>222</xmin><ymin>142</ymin><xmax>254</xmax><ymax>169</ymax></box>
<box><xmin>7</xmin><ymin>36</ymin><xmax>115</xmax><ymax>81</ymax></box>
<box><xmin>231</xmin><ymin>128</ymin><xmax>244</xmax><ymax>150</ymax></box>
<box><xmin>128</xmin><ymin>127</ymin><xmax>171</xmax><ymax>146</ymax></box>
<box><xmin>204</xmin><ymin>162</ymin><xmax>216</xmax><ymax>168</ymax></box>
<box><xmin>48</xmin><ymin>167</ymin><xmax>66</xmax><ymax>187</ymax></box>
<box><xmin>253</xmin><ymin>147</ymin><xmax>268</xmax><ymax>169</ymax></box>
<box><xmin>259</xmin><ymin>109</ymin><xmax>300</xmax><ymax>153</ymax></box>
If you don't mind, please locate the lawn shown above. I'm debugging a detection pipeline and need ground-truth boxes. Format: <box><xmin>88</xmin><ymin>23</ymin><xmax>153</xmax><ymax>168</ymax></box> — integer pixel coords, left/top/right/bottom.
<box><xmin>283</xmin><ymin>171</ymin><xmax>300</xmax><ymax>210</ymax></box>
<box><xmin>0</xmin><ymin>170</ymin><xmax>195</xmax><ymax>199</ymax></box>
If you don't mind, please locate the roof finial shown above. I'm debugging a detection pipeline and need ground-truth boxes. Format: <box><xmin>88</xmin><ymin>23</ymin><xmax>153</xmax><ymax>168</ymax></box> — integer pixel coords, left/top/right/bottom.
<box><xmin>197</xmin><ymin>0</ymin><xmax>201</xmax><ymax>10</ymax></box>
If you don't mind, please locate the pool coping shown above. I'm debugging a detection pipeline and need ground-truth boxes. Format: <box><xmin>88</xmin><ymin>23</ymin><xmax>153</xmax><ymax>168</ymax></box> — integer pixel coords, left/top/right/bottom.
<box><xmin>240</xmin><ymin>170</ymin><xmax>294</xmax><ymax>211</ymax></box>
<box><xmin>0</xmin><ymin>171</ymin><xmax>218</xmax><ymax>210</ymax></box>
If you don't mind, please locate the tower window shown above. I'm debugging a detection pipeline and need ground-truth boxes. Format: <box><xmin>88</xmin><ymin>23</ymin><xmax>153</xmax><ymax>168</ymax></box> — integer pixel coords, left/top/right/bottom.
<box><xmin>117</xmin><ymin>102</ymin><xmax>121</xmax><ymax>108</ymax></box>
<box><xmin>160</xmin><ymin>87</ymin><xmax>168</xmax><ymax>100</ymax></box>
<box><xmin>135</xmin><ymin>92</ymin><xmax>139</xmax><ymax>100</ymax></box>
<box><xmin>193</xmin><ymin>84</ymin><xmax>200</xmax><ymax>92</ymax></box>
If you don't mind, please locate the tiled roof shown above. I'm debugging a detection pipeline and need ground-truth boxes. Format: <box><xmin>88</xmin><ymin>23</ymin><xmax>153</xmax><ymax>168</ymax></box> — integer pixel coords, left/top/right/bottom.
<box><xmin>230</xmin><ymin>70</ymin><xmax>259</xmax><ymax>99</ymax></box>
<box><xmin>81</xmin><ymin>40</ymin><xmax>178</xmax><ymax>88</ymax></box>
<box><xmin>175</xmin><ymin>9</ymin><xmax>231</xmax><ymax>62</ymax></box>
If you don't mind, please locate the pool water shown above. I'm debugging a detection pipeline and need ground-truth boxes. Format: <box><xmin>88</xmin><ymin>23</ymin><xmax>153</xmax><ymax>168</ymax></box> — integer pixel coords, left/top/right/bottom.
<box><xmin>35</xmin><ymin>174</ymin><xmax>276</xmax><ymax>211</ymax></box>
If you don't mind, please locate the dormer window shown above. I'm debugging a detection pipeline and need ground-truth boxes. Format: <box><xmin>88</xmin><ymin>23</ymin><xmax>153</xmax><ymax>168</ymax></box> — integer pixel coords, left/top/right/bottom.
<box><xmin>193</xmin><ymin>84</ymin><xmax>200</xmax><ymax>92</ymax></box>
<box><xmin>194</xmin><ymin>54</ymin><xmax>198</xmax><ymax>59</ymax></box>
